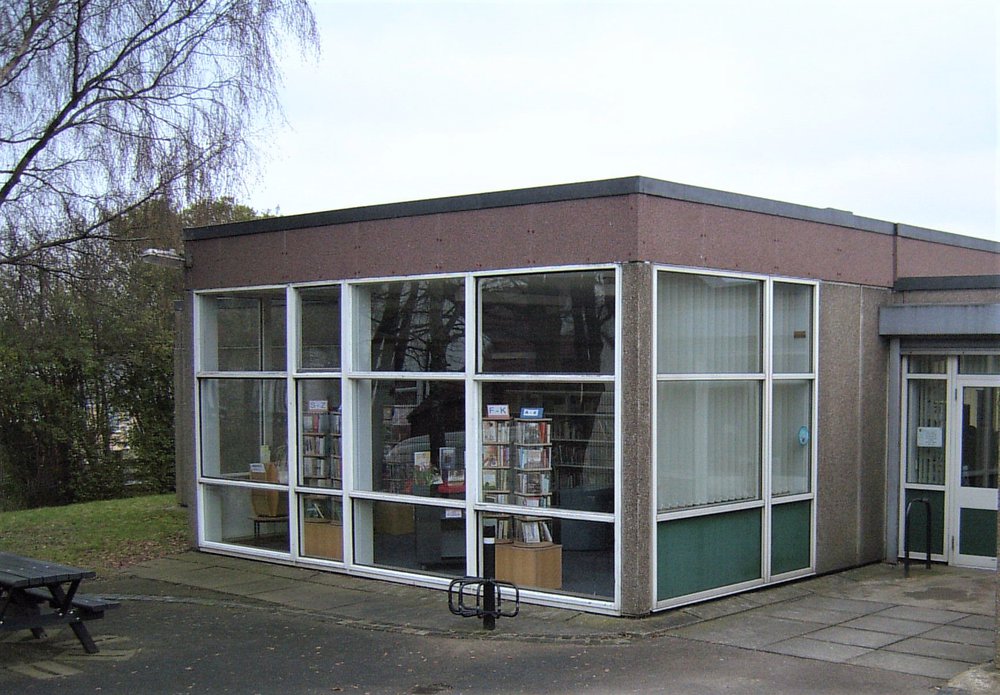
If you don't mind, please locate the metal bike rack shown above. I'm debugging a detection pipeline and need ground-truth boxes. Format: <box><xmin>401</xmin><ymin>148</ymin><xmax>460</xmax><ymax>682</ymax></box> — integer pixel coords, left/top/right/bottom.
<box><xmin>447</xmin><ymin>526</ymin><xmax>519</xmax><ymax>630</ymax></box>
<box><xmin>903</xmin><ymin>497</ymin><xmax>932</xmax><ymax>578</ymax></box>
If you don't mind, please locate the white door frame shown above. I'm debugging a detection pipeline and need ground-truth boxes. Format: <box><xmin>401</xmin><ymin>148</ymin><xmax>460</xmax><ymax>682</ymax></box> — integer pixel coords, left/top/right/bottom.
<box><xmin>950</xmin><ymin>378</ymin><xmax>999</xmax><ymax>569</ymax></box>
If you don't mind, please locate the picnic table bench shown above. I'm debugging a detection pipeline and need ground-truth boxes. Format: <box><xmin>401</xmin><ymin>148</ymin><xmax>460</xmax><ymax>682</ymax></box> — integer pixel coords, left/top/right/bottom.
<box><xmin>0</xmin><ymin>551</ymin><xmax>118</xmax><ymax>653</ymax></box>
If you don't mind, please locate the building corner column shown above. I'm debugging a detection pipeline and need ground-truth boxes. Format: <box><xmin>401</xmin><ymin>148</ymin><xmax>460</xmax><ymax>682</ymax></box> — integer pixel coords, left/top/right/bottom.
<box><xmin>619</xmin><ymin>261</ymin><xmax>654</xmax><ymax>616</ymax></box>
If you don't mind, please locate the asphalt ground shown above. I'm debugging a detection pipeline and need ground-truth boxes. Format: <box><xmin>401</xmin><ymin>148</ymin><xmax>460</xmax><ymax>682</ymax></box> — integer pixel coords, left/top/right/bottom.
<box><xmin>1</xmin><ymin>552</ymin><xmax>997</xmax><ymax>694</ymax></box>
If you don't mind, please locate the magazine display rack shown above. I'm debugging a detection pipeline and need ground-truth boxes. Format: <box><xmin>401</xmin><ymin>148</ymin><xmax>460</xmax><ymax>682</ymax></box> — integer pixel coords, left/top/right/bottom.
<box><xmin>482</xmin><ymin>409</ymin><xmax>562</xmax><ymax>589</ymax></box>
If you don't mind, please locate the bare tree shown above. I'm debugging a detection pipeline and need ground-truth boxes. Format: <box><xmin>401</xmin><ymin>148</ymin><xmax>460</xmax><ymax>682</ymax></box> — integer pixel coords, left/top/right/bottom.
<box><xmin>0</xmin><ymin>0</ymin><xmax>317</xmax><ymax>272</ymax></box>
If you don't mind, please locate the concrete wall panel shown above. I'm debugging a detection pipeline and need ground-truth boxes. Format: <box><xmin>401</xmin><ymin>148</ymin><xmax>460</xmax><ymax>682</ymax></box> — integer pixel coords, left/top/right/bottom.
<box><xmin>815</xmin><ymin>283</ymin><xmax>891</xmax><ymax>573</ymax></box>
<box><xmin>187</xmin><ymin>197</ymin><xmax>640</xmax><ymax>290</ymax></box>
<box><xmin>896</xmin><ymin>237</ymin><xmax>1000</xmax><ymax>278</ymax></box>
<box><xmin>859</xmin><ymin>286</ymin><xmax>890</xmax><ymax>562</ymax></box>
<box><xmin>637</xmin><ymin>197</ymin><xmax>895</xmax><ymax>287</ymax></box>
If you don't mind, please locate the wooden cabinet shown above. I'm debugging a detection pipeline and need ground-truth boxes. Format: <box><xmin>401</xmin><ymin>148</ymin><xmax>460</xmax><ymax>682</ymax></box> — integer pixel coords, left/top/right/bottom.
<box><xmin>302</xmin><ymin>520</ymin><xmax>343</xmax><ymax>560</ymax></box>
<box><xmin>495</xmin><ymin>542</ymin><xmax>562</xmax><ymax>590</ymax></box>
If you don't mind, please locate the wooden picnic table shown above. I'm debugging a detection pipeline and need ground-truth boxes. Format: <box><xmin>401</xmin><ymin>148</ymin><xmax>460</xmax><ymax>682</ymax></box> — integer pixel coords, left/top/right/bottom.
<box><xmin>0</xmin><ymin>551</ymin><xmax>117</xmax><ymax>653</ymax></box>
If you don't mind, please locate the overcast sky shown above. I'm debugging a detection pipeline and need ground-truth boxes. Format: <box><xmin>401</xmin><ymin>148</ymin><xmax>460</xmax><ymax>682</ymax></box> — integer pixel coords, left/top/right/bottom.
<box><xmin>247</xmin><ymin>0</ymin><xmax>999</xmax><ymax>242</ymax></box>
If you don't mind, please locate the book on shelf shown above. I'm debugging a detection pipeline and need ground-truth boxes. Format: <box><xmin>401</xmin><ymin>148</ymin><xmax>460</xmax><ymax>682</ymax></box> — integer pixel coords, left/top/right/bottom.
<box><xmin>301</xmin><ymin>413</ymin><xmax>330</xmax><ymax>433</ymax></box>
<box><xmin>516</xmin><ymin>517</ymin><xmax>553</xmax><ymax>544</ymax></box>
<box><xmin>482</xmin><ymin>444</ymin><xmax>509</xmax><ymax>468</ymax></box>
<box><xmin>515</xmin><ymin>494</ymin><xmax>550</xmax><ymax>508</ymax></box>
<box><xmin>516</xmin><ymin>471</ymin><xmax>550</xmax><ymax>495</ymax></box>
<box><xmin>482</xmin><ymin>468</ymin><xmax>510</xmax><ymax>492</ymax></box>
<box><xmin>302</xmin><ymin>434</ymin><xmax>327</xmax><ymax>456</ymax></box>
<box><xmin>516</xmin><ymin>419</ymin><xmax>550</xmax><ymax>445</ymax></box>
<box><xmin>482</xmin><ymin>418</ymin><xmax>511</xmax><ymax>445</ymax></box>
<box><xmin>516</xmin><ymin>447</ymin><xmax>549</xmax><ymax>469</ymax></box>
<box><xmin>303</xmin><ymin>458</ymin><xmax>330</xmax><ymax>478</ymax></box>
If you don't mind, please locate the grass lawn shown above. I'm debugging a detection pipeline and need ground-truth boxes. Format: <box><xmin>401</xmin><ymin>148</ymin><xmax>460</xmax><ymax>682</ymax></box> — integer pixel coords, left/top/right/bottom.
<box><xmin>0</xmin><ymin>494</ymin><xmax>188</xmax><ymax>573</ymax></box>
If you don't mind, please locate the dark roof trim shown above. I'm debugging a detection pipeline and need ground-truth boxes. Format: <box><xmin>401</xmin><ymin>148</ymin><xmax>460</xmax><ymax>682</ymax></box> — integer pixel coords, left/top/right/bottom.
<box><xmin>895</xmin><ymin>275</ymin><xmax>1000</xmax><ymax>292</ymax></box>
<box><xmin>184</xmin><ymin>175</ymin><xmax>900</xmax><ymax>241</ymax></box>
<box><xmin>879</xmin><ymin>303</ymin><xmax>1000</xmax><ymax>337</ymax></box>
<box><xmin>898</xmin><ymin>224</ymin><xmax>1000</xmax><ymax>254</ymax></box>
<box><xmin>183</xmin><ymin>176</ymin><xmax>997</xmax><ymax>257</ymax></box>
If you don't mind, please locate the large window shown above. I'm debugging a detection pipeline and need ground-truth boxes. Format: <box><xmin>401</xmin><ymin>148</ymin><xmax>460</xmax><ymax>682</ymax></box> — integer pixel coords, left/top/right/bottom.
<box><xmin>656</xmin><ymin>273</ymin><xmax>764</xmax><ymax>509</ymax></box>
<box><xmin>198</xmin><ymin>291</ymin><xmax>291</xmax><ymax>554</ymax></box>
<box><xmin>480</xmin><ymin>382</ymin><xmax>614</xmax><ymax>512</ymax></box>
<box><xmin>299</xmin><ymin>286</ymin><xmax>341</xmax><ymax>370</ymax></box>
<box><xmin>357</xmin><ymin>278</ymin><xmax>465</xmax><ymax>372</ymax></box>
<box><xmin>657</xmin><ymin>272</ymin><xmax>761</xmax><ymax>374</ymax></box>
<box><xmin>480</xmin><ymin>270</ymin><xmax>615</xmax><ymax>374</ymax></box>
<box><xmin>655</xmin><ymin>271</ymin><xmax>816</xmax><ymax>604</ymax></box>
<box><xmin>356</xmin><ymin>379</ymin><xmax>465</xmax><ymax>498</ymax></box>
<box><xmin>200</xmin><ymin>378</ymin><xmax>287</xmax><ymax>480</ymax></box>
<box><xmin>195</xmin><ymin>268</ymin><xmax>619</xmax><ymax>606</ymax></box>
<box><xmin>657</xmin><ymin>380</ymin><xmax>760</xmax><ymax>509</ymax></box>
<box><xmin>476</xmin><ymin>269</ymin><xmax>617</xmax><ymax>600</ymax></box>
<box><xmin>200</xmin><ymin>292</ymin><xmax>286</xmax><ymax>372</ymax></box>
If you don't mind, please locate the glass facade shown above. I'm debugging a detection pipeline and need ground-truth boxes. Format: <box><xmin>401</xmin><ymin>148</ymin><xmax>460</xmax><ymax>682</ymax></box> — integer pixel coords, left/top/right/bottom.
<box><xmin>480</xmin><ymin>270</ymin><xmax>615</xmax><ymax>374</ymax></box>
<box><xmin>193</xmin><ymin>265</ymin><xmax>820</xmax><ymax>612</ymax></box>
<box><xmin>357</xmin><ymin>379</ymin><xmax>465</xmax><ymax>497</ymax></box>
<box><xmin>195</xmin><ymin>268</ymin><xmax>619</xmax><ymax>607</ymax></box>
<box><xmin>655</xmin><ymin>271</ymin><xmax>816</xmax><ymax>604</ymax></box>
<box><xmin>358</xmin><ymin>278</ymin><xmax>465</xmax><ymax>372</ymax></box>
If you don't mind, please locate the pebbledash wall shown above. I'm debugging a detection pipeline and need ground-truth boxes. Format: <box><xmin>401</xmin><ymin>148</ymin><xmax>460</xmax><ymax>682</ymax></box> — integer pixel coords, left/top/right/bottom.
<box><xmin>174</xmin><ymin>177</ymin><xmax>1000</xmax><ymax>617</ymax></box>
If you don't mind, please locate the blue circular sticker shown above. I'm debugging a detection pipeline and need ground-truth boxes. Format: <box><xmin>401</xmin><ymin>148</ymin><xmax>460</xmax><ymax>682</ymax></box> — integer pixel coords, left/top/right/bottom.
<box><xmin>798</xmin><ymin>426</ymin><xmax>810</xmax><ymax>446</ymax></box>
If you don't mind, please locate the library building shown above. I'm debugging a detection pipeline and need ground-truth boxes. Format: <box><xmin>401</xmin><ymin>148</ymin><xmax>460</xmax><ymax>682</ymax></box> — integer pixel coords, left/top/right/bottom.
<box><xmin>175</xmin><ymin>176</ymin><xmax>1000</xmax><ymax>616</ymax></box>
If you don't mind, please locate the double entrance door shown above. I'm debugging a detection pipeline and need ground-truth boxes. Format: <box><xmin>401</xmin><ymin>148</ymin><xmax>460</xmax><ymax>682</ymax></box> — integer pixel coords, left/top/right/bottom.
<box><xmin>903</xmin><ymin>368</ymin><xmax>999</xmax><ymax>569</ymax></box>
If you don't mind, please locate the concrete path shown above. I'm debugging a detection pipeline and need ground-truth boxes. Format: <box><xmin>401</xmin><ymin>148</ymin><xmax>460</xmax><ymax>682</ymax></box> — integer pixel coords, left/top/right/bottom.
<box><xmin>1</xmin><ymin>552</ymin><xmax>997</xmax><ymax>693</ymax></box>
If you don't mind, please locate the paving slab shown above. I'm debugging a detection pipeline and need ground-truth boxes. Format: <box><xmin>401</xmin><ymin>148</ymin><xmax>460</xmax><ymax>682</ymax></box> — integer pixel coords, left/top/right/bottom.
<box><xmin>806</xmin><ymin>625</ymin><xmax>904</xmax><ymax>649</ymax></box>
<box><xmin>680</xmin><ymin>594</ymin><xmax>764</xmax><ymax>620</ymax></box>
<box><xmin>212</xmin><ymin>575</ymin><xmax>300</xmax><ymax>596</ymax></box>
<box><xmin>921</xmin><ymin>624</ymin><xmax>995</xmax><ymax>647</ymax></box>
<box><xmin>953</xmin><ymin>614</ymin><xmax>995</xmax><ymax>630</ymax></box>
<box><xmin>668</xmin><ymin>614</ymin><xmax>819</xmax><ymax>649</ymax></box>
<box><xmin>839</xmin><ymin>614</ymin><xmax>940</xmax><ymax>637</ymax></box>
<box><xmin>849</xmin><ymin>650</ymin><xmax>970</xmax><ymax>679</ymax></box>
<box><xmin>759</xmin><ymin>603</ymin><xmax>863</xmax><ymax>625</ymax></box>
<box><xmin>162</xmin><ymin>566</ymin><xmax>269</xmax><ymax>590</ymax></box>
<box><xmin>799</xmin><ymin>596</ymin><xmax>894</xmax><ymax>615</ymax></box>
<box><xmin>873</xmin><ymin>605</ymin><xmax>969</xmax><ymax>624</ymax></box>
<box><xmin>766</xmin><ymin>636</ymin><xmax>872</xmax><ymax>663</ymax></box>
<box><xmin>883</xmin><ymin>636</ymin><xmax>994</xmax><ymax>664</ymax></box>
<box><xmin>249</xmin><ymin>584</ymin><xmax>371</xmax><ymax>611</ymax></box>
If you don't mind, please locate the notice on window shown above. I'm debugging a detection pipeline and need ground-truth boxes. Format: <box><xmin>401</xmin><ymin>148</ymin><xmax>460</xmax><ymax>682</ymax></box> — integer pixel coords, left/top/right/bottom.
<box><xmin>916</xmin><ymin>426</ymin><xmax>943</xmax><ymax>448</ymax></box>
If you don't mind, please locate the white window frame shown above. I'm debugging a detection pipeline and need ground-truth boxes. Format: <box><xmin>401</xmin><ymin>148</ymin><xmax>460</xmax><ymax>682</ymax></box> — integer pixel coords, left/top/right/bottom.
<box><xmin>651</xmin><ymin>266</ymin><xmax>818</xmax><ymax>610</ymax></box>
<box><xmin>192</xmin><ymin>263</ymin><xmax>623</xmax><ymax>615</ymax></box>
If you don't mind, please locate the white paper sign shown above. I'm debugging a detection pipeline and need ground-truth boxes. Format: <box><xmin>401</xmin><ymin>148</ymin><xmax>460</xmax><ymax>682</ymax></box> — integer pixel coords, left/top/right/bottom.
<box><xmin>916</xmin><ymin>426</ymin><xmax>943</xmax><ymax>448</ymax></box>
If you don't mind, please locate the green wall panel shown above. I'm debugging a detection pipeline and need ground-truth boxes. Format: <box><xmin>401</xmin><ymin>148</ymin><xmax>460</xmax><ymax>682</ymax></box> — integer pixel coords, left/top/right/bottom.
<box><xmin>903</xmin><ymin>489</ymin><xmax>945</xmax><ymax>556</ymax></box>
<box><xmin>657</xmin><ymin>508</ymin><xmax>761</xmax><ymax>601</ymax></box>
<box><xmin>959</xmin><ymin>508</ymin><xmax>998</xmax><ymax>557</ymax></box>
<box><xmin>771</xmin><ymin>500</ymin><xmax>811</xmax><ymax>575</ymax></box>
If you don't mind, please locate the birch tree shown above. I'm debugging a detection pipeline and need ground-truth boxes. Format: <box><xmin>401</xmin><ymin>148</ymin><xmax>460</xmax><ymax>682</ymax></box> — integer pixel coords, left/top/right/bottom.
<box><xmin>0</xmin><ymin>0</ymin><xmax>316</xmax><ymax>273</ymax></box>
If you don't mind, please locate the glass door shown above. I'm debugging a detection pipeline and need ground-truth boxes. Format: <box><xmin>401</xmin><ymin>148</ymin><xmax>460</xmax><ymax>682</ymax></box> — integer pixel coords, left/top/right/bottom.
<box><xmin>952</xmin><ymin>383</ymin><xmax>999</xmax><ymax>569</ymax></box>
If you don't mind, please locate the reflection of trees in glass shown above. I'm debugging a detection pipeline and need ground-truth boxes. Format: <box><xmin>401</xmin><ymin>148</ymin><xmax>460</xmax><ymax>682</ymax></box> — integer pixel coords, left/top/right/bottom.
<box><xmin>216</xmin><ymin>296</ymin><xmax>285</xmax><ymax>371</ymax></box>
<box><xmin>480</xmin><ymin>271</ymin><xmax>614</xmax><ymax>374</ymax></box>
<box><xmin>369</xmin><ymin>280</ymin><xmax>465</xmax><ymax>372</ymax></box>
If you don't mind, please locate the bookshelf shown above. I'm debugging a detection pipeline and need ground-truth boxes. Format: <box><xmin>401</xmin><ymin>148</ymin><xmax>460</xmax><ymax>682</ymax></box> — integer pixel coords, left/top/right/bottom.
<box><xmin>482</xmin><ymin>409</ymin><xmax>562</xmax><ymax>588</ymax></box>
<box><xmin>300</xmin><ymin>407</ymin><xmax>342</xmax><ymax>489</ymax></box>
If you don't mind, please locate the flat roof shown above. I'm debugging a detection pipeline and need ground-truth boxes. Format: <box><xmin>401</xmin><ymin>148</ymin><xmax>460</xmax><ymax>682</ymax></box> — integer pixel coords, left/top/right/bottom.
<box><xmin>184</xmin><ymin>175</ymin><xmax>1000</xmax><ymax>256</ymax></box>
